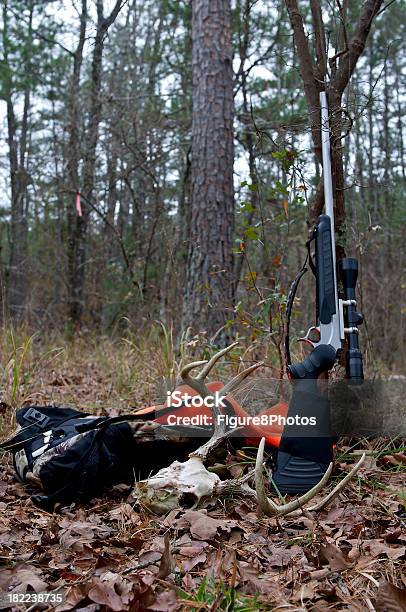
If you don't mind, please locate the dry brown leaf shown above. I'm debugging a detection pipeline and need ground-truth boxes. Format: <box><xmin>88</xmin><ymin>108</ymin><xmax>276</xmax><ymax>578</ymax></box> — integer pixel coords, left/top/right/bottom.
<box><xmin>157</xmin><ymin>533</ymin><xmax>172</xmax><ymax>579</ymax></box>
<box><xmin>180</xmin><ymin>509</ymin><xmax>237</xmax><ymax>540</ymax></box>
<box><xmin>308</xmin><ymin>568</ymin><xmax>331</xmax><ymax>580</ymax></box>
<box><xmin>319</xmin><ymin>543</ymin><xmax>349</xmax><ymax>571</ymax></box>
<box><xmin>237</xmin><ymin>561</ymin><xmax>279</xmax><ymax>596</ymax></box>
<box><xmin>368</xmin><ymin>539</ymin><xmax>406</xmax><ymax>560</ymax></box>
<box><xmin>0</xmin><ymin>563</ymin><xmax>47</xmax><ymax>594</ymax></box>
<box><xmin>55</xmin><ymin>583</ymin><xmax>91</xmax><ymax>612</ymax></box>
<box><xmin>181</xmin><ymin>552</ymin><xmax>207</xmax><ymax>571</ymax></box>
<box><xmin>292</xmin><ymin>582</ymin><xmax>317</xmax><ymax>602</ymax></box>
<box><xmin>323</xmin><ymin>507</ymin><xmax>364</xmax><ymax>528</ymax></box>
<box><xmin>178</xmin><ymin>540</ymin><xmax>209</xmax><ymax>557</ymax></box>
<box><xmin>375</xmin><ymin>580</ymin><xmax>406</xmax><ymax>612</ymax></box>
<box><xmin>137</xmin><ymin>550</ymin><xmax>162</xmax><ymax>566</ymax></box>
<box><xmin>147</xmin><ymin>588</ymin><xmax>179</xmax><ymax>612</ymax></box>
<box><xmin>265</xmin><ymin>545</ymin><xmax>304</xmax><ymax>568</ymax></box>
<box><xmin>88</xmin><ymin>579</ymin><xmax>127</xmax><ymax>611</ymax></box>
<box><xmin>383</xmin><ymin>528</ymin><xmax>403</xmax><ymax>543</ymax></box>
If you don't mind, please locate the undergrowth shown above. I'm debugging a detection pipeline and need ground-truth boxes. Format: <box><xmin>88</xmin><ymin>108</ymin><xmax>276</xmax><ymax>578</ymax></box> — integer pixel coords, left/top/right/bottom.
<box><xmin>0</xmin><ymin>322</ymin><xmax>248</xmax><ymax>437</ymax></box>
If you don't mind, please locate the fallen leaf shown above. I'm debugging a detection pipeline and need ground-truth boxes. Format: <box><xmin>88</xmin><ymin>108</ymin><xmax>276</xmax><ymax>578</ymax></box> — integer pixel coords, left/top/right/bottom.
<box><xmin>181</xmin><ymin>552</ymin><xmax>207</xmax><ymax>571</ymax></box>
<box><xmin>323</xmin><ymin>507</ymin><xmax>364</xmax><ymax>529</ymax></box>
<box><xmin>308</xmin><ymin>568</ymin><xmax>330</xmax><ymax>580</ymax></box>
<box><xmin>383</xmin><ymin>528</ymin><xmax>403</xmax><ymax>543</ymax></box>
<box><xmin>88</xmin><ymin>579</ymin><xmax>126</xmax><ymax>611</ymax></box>
<box><xmin>237</xmin><ymin>561</ymin><xmax>279</xmax><ymax>596</ymax></box>
<box><xmin>375</xmin><ymin>580</ymin><xmax>406</xmax><ymax>612</ymax></box>
<box><xmin>292</xmin><ymin>582</ymin><xmax>316</xmax><ymax>602</ymax></box>
<box><xmin>157</xmin><ymin>533</ymin><xmax>172</xmax><ymax>579</ymax></box>
<box><xmin>0</xmin><ymin>563</ymin><xmax>47</xmax><ymax>594</ymax></box>
<box><xmin>180</xmin><ymin>510</ymin><xmax>237</xmax><ymax>540</ymax></box>
<box><xmin>265</xmin><ymin>545</ymin><xmax>304</xmax><ymax>568</ymax></box>
<box><xmin>138</xmin><ymin>551</ymin><xmax>162</xmax><ymax>566</ymax></box>
<box><xmin>148</xmin><ymin>588</ymin><xmax>179</xmax><ymax>611</ymax></box>
<box><xmin>179</xmin><ymin>541</ymin><xmax>209</xmax><ymax>557</ymax></box>
<box><xmin>368</xmin><ymin>540</ymin><xmax>406</xmax><ymax>560</ymax></box>
<box><xmin>319</xmin><ymin>543</ymin><xmax>349</xmax><ymax>571</ymax></box>
<box><xmin>55</xmin><ymin>583</ymin><xmax>90</xmax><ymax>612</ymax></box>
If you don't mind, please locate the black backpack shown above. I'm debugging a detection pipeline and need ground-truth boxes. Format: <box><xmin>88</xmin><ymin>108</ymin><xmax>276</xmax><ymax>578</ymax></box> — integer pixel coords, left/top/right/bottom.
<box><xmin>0</xmin><ymin>406</ymin><xmax>141</xmax><ymax>510</ymax></box>
<box><xmin>0</xmin><ymin>405</ymin><xmax>207</xmax><ymax>510</ymax></box>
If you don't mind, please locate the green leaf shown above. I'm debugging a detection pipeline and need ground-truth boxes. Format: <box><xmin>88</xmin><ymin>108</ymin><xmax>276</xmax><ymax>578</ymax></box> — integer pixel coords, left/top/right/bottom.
<box><xmin>244</xmin><ymin>226</ymin><xmax>259</xmax><ymax>240</ymax></box>
<box><xmin>241</xmin><ymin>201</ymin><xmax>255</xmax><ymax>213</ymax></box>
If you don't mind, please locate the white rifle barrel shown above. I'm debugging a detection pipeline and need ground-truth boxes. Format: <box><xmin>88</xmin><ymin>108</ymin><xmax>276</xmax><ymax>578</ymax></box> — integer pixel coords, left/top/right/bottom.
<box><xmin>320</xmin><ymin>92</ymin><xmax>334</xmax><ymax>222</ymax></box>
<box><xmin>320</xmin><ymin>91</ymin><xmax>340</xmax><ymax>334</ymax></box>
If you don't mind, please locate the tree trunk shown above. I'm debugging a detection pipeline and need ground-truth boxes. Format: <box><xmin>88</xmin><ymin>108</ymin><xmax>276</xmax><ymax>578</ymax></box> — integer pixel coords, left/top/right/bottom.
<box><xmin>183</xmin><ymin>0</ymin><xmax>235</xmax><ymax>342</ymax></box>
<box><xmin>66</xmin><ymin>0</ymin><xmax>87</xmax><ymax>330</ymax></box>
<box><xmin>233</xmin><ymin>0</ymin><xmax>259</xmax><ymax>294</ymax></box>
<box><xmin>285</xmin><ymin>0</ymin><xmax>383</xmax><ymax>240</ymax></box>
<box><xmin>67</xmin><ymin>0</ymin><xmax>123</xmax><ymax>330</ymax></box>
<box><xmin>3</xmin><ymin>0</ymin><xmax>33</xmax><ymax>319</ymax></box>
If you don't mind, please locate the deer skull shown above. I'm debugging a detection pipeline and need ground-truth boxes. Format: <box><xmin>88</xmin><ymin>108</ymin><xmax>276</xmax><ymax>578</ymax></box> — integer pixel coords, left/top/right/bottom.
<box><xmin>135</xmin><ymin>456</ymin><xmax>221</xmax><ymax>514</ymax></box>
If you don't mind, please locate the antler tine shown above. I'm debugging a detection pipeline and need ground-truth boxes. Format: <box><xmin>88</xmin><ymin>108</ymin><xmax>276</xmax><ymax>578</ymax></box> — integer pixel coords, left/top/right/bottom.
<box><xmin>181</xmin><ymin>344</ymin><xmax>262</xmax><ymax>461</ymax></box>
<box><xmin>271</xmin><ymin>463</ymin><xmax>333</xmax><ymax>516</ymax></box>
<box><xmin>221</xmin><ymin>362</ymin><xmax>264</xmax><ymax>397</ymax></box>
<box><xmin>198</xmin><ymin>342</ymin><xmax>239</xmax><ymax>380</ymax></box>
<box><xmin>180</xmin><ymin>359</ymin><xmax>209</xmax><ymax>379</ymax></box>
<box><xmin>180</xmin><ymin>343</ymin><xmax>240</xmax><ymax>400</ymax></box>
<box><xmin>255</xmin><ymin>438</ymin><xmax>285</xmax><ymax>514</ymax></box>
<box><xmin>180</xmin><ymin>359</ymin><xmax>211</xmax><ymax>398</ymax></box>
<box><xmin>307</xmin><ymin>453</ymin><xmax>366</xmax><ymax>511</ymax></box>
<box><xmin>254</xmin><ymin>437</ymin><xmax>333</xmax><ymax>516</ymax></box>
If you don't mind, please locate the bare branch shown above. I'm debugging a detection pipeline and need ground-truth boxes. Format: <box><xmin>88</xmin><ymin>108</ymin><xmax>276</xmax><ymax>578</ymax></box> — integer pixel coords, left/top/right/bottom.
<box><xmin>285</xmin><ymin>0</ymin><xmax>323</xmax><ymax>162</ymax></box>
<box><xmin>103</xmin><ymin>0</ymin><xmax>127</xmax><ymax>31</ymax></box>
<box><xmin>310</xmin><ymin>0</ymin><xmax>327</xmax><ymax>81</ymax></box>
<box><xmin>333</xmin><ymin>0</ymin><xmax>384</xmax><ymax>94</ymax></box>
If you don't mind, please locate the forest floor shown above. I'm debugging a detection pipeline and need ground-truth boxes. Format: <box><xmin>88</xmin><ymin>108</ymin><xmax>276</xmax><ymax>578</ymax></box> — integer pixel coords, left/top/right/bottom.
<box><xmin>0</xmin><ymin>329</ymin><xmax>405</xmax><ymax>611</ymax></box>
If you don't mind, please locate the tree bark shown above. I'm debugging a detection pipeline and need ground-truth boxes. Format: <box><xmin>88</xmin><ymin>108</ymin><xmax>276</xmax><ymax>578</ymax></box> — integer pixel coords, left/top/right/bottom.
<box><xmin>183</xmin><ymin>0</ymin><xmax>235</xmax><ymax>342</ymax></box>
<box><xmin>233</xmin><ymin>0</ymin><xmax>259</xmax><ymax>294</ymax></box>
<box><xmin>3</xmin><ymin>0</ymin><xmax>34</xmax><ymax>319</ymax></box>
<box><xmin>67</xmin><ymin>0</ymin><xmax>123</xmax><ymax>329</ymax></box>
<box><xmin>285</xmin><ymin>0</ymin><xmax>323</xmax><ymax>164</ymax></box>
<box><xmin>66</xmin><ymin>0</ymin><xmax>87</xmax><ymax>330</ymax></box>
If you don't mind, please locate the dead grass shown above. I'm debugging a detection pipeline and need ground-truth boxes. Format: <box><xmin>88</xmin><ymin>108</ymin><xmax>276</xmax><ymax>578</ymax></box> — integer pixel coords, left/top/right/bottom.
<box><xmin>0</xmin><ymin>324</ymin><xmax>256</xmax><ymax>439</ymax></box>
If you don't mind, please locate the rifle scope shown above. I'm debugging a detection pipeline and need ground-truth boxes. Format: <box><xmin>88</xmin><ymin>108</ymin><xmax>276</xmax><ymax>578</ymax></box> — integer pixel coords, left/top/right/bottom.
<box><xmin>339</xmin><ymin>258</ymin><xmax>364</xmax><ymax>380</ymax></box>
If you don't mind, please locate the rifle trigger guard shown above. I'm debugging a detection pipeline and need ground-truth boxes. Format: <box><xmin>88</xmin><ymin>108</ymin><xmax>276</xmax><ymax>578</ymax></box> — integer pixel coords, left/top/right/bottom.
<box><xmin>299</xmin><ymin>326</ymin><xmax>321</xmax><ymax>348</ymax></box>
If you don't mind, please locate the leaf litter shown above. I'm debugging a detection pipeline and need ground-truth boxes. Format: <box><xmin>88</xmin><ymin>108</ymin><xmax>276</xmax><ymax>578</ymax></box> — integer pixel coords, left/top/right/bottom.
<box><xmin>0</xmin><ymin>355</ymin><xmax>405</xmax><ymax>611</ymax></box>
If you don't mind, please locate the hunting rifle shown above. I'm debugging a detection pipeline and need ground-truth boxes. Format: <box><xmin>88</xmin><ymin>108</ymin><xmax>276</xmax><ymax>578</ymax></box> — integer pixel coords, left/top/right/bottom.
<box><xmin>272</xmin><ymin>91</ymin><xmax>364</xmax><ymax>495</ymax></box>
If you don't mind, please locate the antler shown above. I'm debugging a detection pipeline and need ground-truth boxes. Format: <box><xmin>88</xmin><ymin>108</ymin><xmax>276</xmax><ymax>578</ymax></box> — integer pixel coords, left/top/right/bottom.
<box><xmin>180</xmin><ymin>342</ymin><xmax>263</xmax><ymax>401</ymax></box>
<box><xmin>136</xmin><ymin>344</ymin><xmax>365</xmax><ymax>518</ymax></box>
<box><xmin>180</xmin><ymin>345</ymin><xmax>365</xmax><ymax>512</ymax></box>
<box><xmin>180</xmin><ymin>343</ymin><xmax>263</xmax><ymax>460</ymax></box>
<box><xmin>253</xmin><ymin>437</ymin><xmax>366</xmax><ymax>516</ymax></box>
